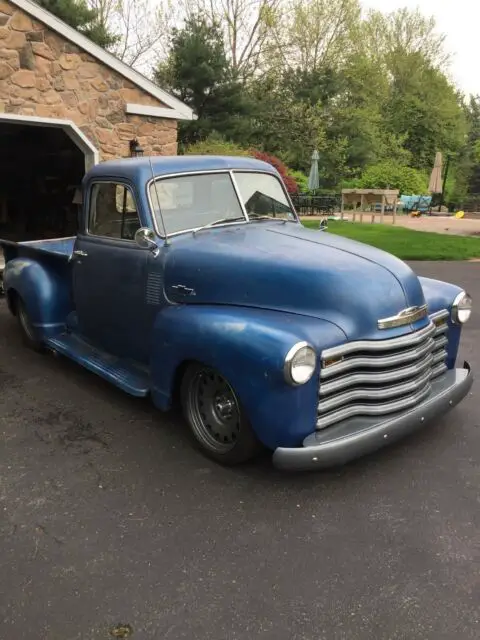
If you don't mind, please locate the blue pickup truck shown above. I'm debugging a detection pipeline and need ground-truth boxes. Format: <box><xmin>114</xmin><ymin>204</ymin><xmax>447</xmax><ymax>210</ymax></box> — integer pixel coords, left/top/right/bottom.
<box><xmin>0</xmin><ymin>155</ymin><xmax>473</xmax><ymax>470</ymax></box>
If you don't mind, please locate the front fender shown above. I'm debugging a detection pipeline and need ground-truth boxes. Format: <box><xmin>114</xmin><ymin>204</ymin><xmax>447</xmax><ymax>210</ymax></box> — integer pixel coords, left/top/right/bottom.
<box><xmin>419</xmin><ymin>276</ymin><xmax>464</xmax><ymax>369</ymax></box>
<box><xmin>4</xmin><ymin>257</ymin><xmax>72</xmax><ymax>338</ymax></box>
<box><xmin>150</xmin><ymin>305</ymin><xmax>346</xmax><ymax>450</ymax></box>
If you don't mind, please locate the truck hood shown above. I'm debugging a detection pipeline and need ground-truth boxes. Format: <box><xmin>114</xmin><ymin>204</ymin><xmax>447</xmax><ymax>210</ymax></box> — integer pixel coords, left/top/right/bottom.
<box><xmin>163</xmin><ymin>222</ymin><xmax>427</xmax><ymax>341</ymax></box>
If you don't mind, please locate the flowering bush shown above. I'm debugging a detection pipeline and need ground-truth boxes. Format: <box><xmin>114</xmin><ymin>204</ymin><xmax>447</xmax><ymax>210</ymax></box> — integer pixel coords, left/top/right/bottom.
<box><xmin>249</xmin><ymin>150</ymin><xmax>299</xmax><ymax>195</ymax></box>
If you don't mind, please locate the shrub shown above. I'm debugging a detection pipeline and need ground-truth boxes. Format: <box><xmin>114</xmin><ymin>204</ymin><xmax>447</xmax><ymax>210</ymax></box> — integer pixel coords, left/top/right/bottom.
<box><xmin>184</xmin><ymin>135</ymin><xmax>249</xmax><ymax>157</ymax></box>
<box><xmin>359</xmin><ymin>162</ymin><xmax>428</xmax><ymax>195</ymax></box>
<box><xmin>288</xmin><ymin>169</ymin><xmax>310</xmax><ymax>193</ymax></box>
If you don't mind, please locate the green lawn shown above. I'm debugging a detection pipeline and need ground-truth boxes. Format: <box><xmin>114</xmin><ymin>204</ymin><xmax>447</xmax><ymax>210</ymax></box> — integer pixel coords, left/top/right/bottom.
<box><xmin>301</xmin><ymin>219</ymin><xmax>480</xmax><ymax>261</ymax></box>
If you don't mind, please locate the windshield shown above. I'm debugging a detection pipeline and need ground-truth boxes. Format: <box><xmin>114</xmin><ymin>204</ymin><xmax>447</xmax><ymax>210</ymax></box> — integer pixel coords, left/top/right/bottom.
<box><xmin>234</xmin><ymin>172</ymin><xmax>296</xmax><ymax>220</ymax></box>
<box><xmin>148</xmin><ymin>171</ymin><xmax>296</xmax><ymax>236</ymax></box>
<box><xmin>149</xmin><ymin>172</ymin><xmax>244</xmax><ymax>235</ymax></box>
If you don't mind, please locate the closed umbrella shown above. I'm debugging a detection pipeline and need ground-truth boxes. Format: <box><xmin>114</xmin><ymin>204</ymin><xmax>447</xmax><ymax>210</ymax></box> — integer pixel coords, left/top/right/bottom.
<box><xmin>308</xmin><ymin>149</ymin><xmax>320</xmax><ymax>192</ymax></box>
<box><xmin>428</xmin><ymin>151</ymin><xmax>443</xmax><ymax>194</ymax></box>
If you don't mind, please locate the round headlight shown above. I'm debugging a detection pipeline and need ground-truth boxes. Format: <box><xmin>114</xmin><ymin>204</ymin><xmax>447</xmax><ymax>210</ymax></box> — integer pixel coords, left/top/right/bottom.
<box><xmin>284</xmin><ymin>342</ymin><xmax>316</xmax><ymax>386</ymax></box>
<box><xmin>452</xmin><ymin>291</ymin><xmax>472</xmax><ymax>324</ymax></box>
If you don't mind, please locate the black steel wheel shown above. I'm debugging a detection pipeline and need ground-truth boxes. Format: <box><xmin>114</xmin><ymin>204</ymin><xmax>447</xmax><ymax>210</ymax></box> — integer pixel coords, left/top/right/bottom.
<box><xmin>181</xmin><ymin>363</ymin><xmax>263</xmax><ymax>465</ymax></box>
<box><xmin>16</xmin><ymin>297</ymin><xmax>44</xmax><ymax>352</ymax></box>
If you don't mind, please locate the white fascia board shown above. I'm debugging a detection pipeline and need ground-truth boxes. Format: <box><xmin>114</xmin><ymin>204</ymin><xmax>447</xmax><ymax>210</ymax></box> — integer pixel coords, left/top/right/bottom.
<box><xmin>126</xmin><ymin>104</ymin><xmax>197</xmax><ymax>121</ymax></box>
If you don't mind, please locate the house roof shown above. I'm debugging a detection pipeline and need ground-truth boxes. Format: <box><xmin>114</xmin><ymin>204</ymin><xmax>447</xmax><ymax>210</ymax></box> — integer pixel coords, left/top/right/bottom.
<box><xmin>9</xmin><ymin>0</ymin><xmax>194</xmax><ymax>121</ymax></box>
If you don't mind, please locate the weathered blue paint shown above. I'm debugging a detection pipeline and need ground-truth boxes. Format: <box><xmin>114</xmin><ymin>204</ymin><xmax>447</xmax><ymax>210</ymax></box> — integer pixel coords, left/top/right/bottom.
<box><xmin>149</xmin><ymin>306</ymin><xmax>346</xmax><ymax>449</ymax></box>
<box><xmin>0</xmin><ymin>156</ymin><xmax>470</xmax><ymax>458</ymax></box>
<box><xmin>2</xmin><ymin>241</ymin><xmax>73</xmax><ymax>337</ymax></box>
<box><xmin>161</xmin><ymin>223</ymin><xmax>433</xmax><ymax>342</ymax></box>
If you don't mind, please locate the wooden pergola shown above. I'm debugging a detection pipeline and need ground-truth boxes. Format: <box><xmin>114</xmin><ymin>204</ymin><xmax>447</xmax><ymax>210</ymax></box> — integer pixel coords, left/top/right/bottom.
<box><xmin>341</xmin><ymin>189</ymin><xmax>399</xmax><ymax>224</ymax></box>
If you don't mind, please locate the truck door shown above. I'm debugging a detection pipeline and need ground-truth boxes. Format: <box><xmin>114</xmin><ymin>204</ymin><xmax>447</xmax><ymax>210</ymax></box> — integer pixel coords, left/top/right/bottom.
<box><xmin>72</xmin><ymin>180</ymin><xmax>151</xmax><ymax>362</ymax></box>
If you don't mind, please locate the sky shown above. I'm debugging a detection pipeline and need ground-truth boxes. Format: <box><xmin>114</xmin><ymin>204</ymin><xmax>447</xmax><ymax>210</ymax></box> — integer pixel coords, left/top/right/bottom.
<box><xmin>363</xmin><ymin>0</ymin><xmax>479</xmax><ymax>96</ymax></box>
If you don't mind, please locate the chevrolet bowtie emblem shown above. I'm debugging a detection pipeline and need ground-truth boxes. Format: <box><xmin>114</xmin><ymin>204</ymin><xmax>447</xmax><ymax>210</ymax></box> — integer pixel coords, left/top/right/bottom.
<box><xmin>378</xmin><ymin>304</ymin><xmax>428</xmax><ymax>329</ymax></box>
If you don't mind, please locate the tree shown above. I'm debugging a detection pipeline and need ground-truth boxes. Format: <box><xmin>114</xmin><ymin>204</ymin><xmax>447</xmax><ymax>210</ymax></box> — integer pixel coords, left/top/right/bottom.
<box><xmin>348</xmin><ymin>7</ymin><xmax>466</xmax><ymax>185</ymax></box>
<box><xmin>269</xmin><ymin>0</ymin><xmax>361</xmax><ymax>73</ymax></box>
<box><xmin>384</xmin><ymin>53</ymin><xmax>466</xmax><ymax>171</ymax></box>
<box><xmin>361</xmin><ymin>8</ymin><xmax>449</xmax><ymax>71</ymax></box>
<box><xmin>37</xmin><ymin>0</ymin><xmax>118</xmax><ymax>48</ymax></box>
<box><xmin>154</xmin><ymin>14</ymin><xmax>252</xmax><ymax>146</ymax></box>
<box><xmin>246</xmin><ymin>71</ymin><xmax>326</xmax><ymax>171</ymax></box>
<box><xmin>88</xmin><ymin>0</ymin><xmax>175</xmax><ymax>69</ymax></box>
<box><xmin>448</xmin><ymin>96</ymin><xmax>480</xmax><ymax>206</ymax></box>
<box><xmin>181</xmin><ymin>0</ymin><xmax>282</xmax><ymax>81</ymax></box>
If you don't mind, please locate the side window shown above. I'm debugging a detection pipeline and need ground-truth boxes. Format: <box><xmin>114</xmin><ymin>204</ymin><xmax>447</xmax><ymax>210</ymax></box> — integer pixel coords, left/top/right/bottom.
<box><xmin>89</xmin><ymin>183</ymin><xmax>141</xmax><ymax>241</ymax></box>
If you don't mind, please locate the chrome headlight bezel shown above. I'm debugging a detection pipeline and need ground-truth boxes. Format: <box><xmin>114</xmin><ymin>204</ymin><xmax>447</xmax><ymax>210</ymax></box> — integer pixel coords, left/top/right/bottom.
<box><xmin>284</xmin><ymin>342</ymin><xmax>316</xmax><ymax>386</ymax></box>
<box><xmin>451</xmin><ymin>291</ymin><xmax>472</xmax><ymax>325</ymax></box>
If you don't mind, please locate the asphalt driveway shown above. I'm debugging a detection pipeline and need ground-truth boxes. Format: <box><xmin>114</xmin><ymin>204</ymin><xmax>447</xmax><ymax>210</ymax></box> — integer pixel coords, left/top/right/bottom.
<box><xmin>0</xmin><ymin>262</ymin><xmax>478</xmax><ymax>640</ymax></box>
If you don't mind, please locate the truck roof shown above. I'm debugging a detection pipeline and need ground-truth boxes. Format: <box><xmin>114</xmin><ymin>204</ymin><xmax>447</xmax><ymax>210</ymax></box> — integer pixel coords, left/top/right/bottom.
<box><xmin>85</xmin><ymin>155</ymin><xmax>278</xmax><ymax>184</ymax></box>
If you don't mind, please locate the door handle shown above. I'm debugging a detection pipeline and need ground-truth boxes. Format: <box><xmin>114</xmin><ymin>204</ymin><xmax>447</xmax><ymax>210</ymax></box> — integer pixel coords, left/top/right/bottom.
<box><xmin>73</xmin><ymin>250</ymin><xmax>88</xmax><ymax>257</ymax></box>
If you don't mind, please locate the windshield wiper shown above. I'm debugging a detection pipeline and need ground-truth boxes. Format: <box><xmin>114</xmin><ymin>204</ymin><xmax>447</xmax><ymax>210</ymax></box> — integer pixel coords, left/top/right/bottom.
<box><xmin>247</xmin><ymin>214</ymin><xmax>288</xmax><ymax>223</ymax></box>
<box><xmin>193</xmin><ymin>216</ymin><xmax>246</xmax><ymax>235</ymax></box>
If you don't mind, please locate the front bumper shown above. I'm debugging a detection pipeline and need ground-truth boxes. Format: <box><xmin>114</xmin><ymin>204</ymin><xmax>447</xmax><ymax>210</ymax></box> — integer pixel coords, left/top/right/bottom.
<box><xmin>272</xmin><ymin>362</ymin><xmax>473</xmax><ymax>471</ymax></box>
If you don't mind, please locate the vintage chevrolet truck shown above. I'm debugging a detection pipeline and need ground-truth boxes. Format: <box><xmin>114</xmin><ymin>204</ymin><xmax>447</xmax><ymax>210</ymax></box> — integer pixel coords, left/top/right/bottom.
<box><xmin>0</xmin><ymin>155</ymin><xmax>473</xmax><ymax>470</ymax></box>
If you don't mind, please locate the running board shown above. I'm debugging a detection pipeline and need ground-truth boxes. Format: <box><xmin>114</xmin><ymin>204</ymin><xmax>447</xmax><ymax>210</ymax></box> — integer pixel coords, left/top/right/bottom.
<box><xmin>46</xmin><ymin>333</ymin><xmax>150</xmax><ymax>397</ymax></box>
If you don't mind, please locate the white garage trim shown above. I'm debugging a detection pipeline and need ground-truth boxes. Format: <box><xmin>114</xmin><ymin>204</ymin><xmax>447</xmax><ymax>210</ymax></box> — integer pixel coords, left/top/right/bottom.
<box><xmin>9</xmin><ymin>0</ymin><xmax>194</xmax><ymax>121</ymax></box>
<box><xmin>0</xmin><ymin>113</ymin><xmax>99</xmax><ymax>171</ymax></box>
<box><xmin>126</xmin><ymin>104</ymin><xmax>197</xmax><ymax>120</ymax></box>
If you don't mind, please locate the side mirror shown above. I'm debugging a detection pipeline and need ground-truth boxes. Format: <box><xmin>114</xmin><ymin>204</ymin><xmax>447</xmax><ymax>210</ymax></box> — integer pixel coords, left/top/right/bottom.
<box><xmin>135</xmin><ymin>227</ymin><xmax>158</xmax><ymax>252</ymax></box>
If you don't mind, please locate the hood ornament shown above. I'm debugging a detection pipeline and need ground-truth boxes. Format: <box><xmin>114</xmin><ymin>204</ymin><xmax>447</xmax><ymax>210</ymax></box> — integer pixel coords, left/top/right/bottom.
<box><xmin>378</xmin><ymin>304</ymin><xmax>428</xmax><ymax>329</ymax></box>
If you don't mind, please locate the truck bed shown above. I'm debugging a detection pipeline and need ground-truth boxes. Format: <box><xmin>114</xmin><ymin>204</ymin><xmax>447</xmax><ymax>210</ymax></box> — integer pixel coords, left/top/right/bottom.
<box><xmin>18</xmin><ymin>237</ymin><xmax>75</xmax><ymax>257</ymax></box>
<box><xmin>0</xmin><ymin>237</ymin><xmax>75</xmax><ymax>293</ymax></box>
<box><xmin>1</xmin><ymin>236</ymin><xmax>74</xmax><ymax>263</ymax></box>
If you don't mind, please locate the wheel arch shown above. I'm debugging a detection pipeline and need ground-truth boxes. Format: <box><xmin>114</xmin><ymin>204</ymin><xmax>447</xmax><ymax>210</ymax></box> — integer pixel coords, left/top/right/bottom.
<box><xmin>6</xmin><ymin>287</ymin><xmax>19</xmax><ymax>316</ymax></box>
<box><xmin>149</xmin><ymin>305</ymin><xmax>346</xmax><ymax>450</ymax></box>
<box><xmin>3</xmin><ymin>257</ymin><xmax>73</xmax><ymax>339</ymax></box>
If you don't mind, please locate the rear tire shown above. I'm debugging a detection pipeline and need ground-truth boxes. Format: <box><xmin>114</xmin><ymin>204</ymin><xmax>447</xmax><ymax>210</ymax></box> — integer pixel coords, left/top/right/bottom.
<box><xmin>181</xmin><ymin>363</ymin><xmax>263</xmax><ymax>465</ymax></box>
<box><xmin>16</xmin><ymin>298</ymin><xmax>44</xmax><ymax>352</ymax></box>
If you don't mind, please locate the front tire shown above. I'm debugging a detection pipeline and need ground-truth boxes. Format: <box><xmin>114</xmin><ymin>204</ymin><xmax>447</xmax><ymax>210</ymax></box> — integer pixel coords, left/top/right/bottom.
<box><xmin>181</xmin><ymin>363</ymin><xmax>263</xmax><ymax>465</ymax></box>
<box><xmin>16</xmin><ymin>297</ymin><xmax>44</xmax><ymax>352</ymax></box>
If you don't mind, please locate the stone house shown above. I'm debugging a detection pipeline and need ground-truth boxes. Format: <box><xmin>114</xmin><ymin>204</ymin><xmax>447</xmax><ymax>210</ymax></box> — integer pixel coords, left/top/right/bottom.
<box><xmin>0</xmin><ymin>0</ymin><xmax>193</xmax><ymax>240</ymax></box>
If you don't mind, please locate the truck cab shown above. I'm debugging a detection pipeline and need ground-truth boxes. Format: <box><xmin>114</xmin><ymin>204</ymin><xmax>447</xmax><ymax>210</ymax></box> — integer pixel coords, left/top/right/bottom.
<box><xmin>0</xmin><ymin>156</ymin><xmax>473</xmax><ymax>470</ymax></box>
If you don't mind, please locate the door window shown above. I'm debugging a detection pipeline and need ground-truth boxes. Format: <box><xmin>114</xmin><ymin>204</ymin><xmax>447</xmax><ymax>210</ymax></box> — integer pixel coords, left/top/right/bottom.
<box><xmin>89</xmin><ymin>182</ymin><xmax>141</xmax><ymax>240</ymax></box>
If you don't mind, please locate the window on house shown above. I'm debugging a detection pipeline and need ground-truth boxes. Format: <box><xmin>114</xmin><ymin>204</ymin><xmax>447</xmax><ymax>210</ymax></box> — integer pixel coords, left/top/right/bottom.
<box><xmin>89</xmin><ymin>183</ymin><xmax>141</xmax><ymax>240</ymax></box>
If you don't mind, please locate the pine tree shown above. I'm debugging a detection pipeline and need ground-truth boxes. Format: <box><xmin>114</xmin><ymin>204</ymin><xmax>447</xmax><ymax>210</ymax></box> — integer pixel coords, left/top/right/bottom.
<box><xmin>37</xmin><ymin>0</ymin><xmax>118</xmax><ymax>48</ymax></box>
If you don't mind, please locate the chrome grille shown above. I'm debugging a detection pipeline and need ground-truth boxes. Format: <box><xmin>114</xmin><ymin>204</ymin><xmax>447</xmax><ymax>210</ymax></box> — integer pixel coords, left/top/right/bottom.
<box><xmin>317</xmin><ymin>310</ymin><xmax>449</xmax><ymax>429</ymax></box>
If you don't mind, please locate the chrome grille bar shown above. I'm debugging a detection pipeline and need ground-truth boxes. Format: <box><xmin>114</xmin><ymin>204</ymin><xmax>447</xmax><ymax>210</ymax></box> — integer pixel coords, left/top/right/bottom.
<box><xmin>318</xmin><ymin>368</ymin><xmax>433</xmax><ymax>414</ymax></box>
<box><xmin>321</xmin><ymin>321</ymin><xmax>436</xmax><ymax>361</ymax></box>
<box><xmin>319</xmin><ymin>351</ymin><xmax>434</xmax><ymax>397</ymax></box>
<box><xmin>321</xmin><ymin>337</ymin><xmax>435</xmax><ymax>379</ymax></box>
<box><xmin>317</xmin><ymin>310</ymin><xmax>450</xmax><ymax>430</ymax></box>
<box><xmin>316</xmin><ymin>383</ymin><xmax>433</xmax><ymax>430</ymax></box>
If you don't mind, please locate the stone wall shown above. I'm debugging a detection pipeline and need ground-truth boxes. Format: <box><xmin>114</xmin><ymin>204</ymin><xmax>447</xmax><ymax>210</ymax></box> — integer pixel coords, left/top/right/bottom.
<box><xmin>0</xmin><ymin>0</ymin><xmax>177</xmax><ymax>160</ymax></box>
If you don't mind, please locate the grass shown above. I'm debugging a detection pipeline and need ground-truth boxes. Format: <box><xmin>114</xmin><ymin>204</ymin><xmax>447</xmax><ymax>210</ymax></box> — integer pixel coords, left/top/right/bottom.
<box><xmin>301</xmin><ymin>219</ymin><xmax>480</xmax><ymax>261</ymax></box>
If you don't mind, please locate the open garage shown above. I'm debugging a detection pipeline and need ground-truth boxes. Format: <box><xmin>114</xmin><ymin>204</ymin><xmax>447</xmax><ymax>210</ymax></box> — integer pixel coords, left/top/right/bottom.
<box><xmin>0</xmin><ymin>115</ymin><xmax>95</xmax><ymax>241</ymax></box>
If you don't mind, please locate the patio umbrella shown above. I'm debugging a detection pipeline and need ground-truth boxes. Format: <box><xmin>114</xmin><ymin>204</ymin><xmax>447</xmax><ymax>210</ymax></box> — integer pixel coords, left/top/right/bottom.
<box><xmin>428</xmin><ymin>151</ymin><xmax>443</xmax><ymax>193</ymax></box>
<box><xmin>308</xmin><ymin>149</ymin><xmax>320</xmax><ymax>192</ymax></box>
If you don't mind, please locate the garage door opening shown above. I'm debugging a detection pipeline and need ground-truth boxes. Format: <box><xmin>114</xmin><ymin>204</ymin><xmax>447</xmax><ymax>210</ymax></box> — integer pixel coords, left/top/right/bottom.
<box><xmin>0</xmin><ymin>117</ymin><xmax>97</xmax><ymax>242</ymax></box>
